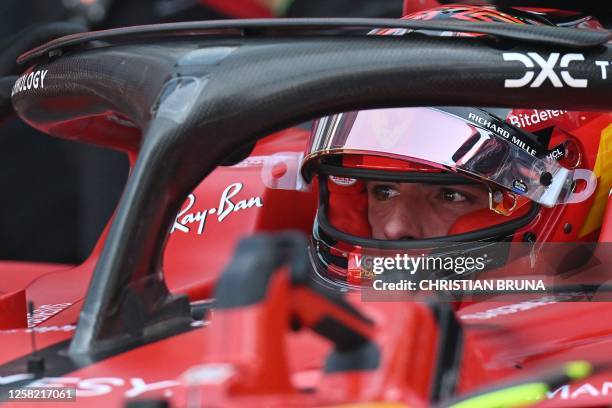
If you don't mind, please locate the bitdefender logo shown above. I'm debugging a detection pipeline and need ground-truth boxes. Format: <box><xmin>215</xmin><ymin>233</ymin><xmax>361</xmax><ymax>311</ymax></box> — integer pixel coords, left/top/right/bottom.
<box><xmin>502</xmin><ymin>52</ymin><xmax>587</xmax><ymax>88</ymax></box>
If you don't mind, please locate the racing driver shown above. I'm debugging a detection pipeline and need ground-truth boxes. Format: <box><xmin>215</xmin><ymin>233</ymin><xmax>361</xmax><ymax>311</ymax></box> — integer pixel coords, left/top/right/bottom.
<box><xmin>299</xmin><ymin>5</ymin><xmax>609</xmax><ymax>289</ymax></box>
<box><xmin>300</xmin><ymin>104</ymin><xmax>603</xmax><ymax>287</ymax></box>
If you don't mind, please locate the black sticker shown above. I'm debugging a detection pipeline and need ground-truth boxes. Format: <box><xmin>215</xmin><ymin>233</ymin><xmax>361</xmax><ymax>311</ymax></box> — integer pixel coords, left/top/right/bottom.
<box><xmin>546</xmin><ymin>143</ymin><xmax>565</xmax><ymax>161</ymax></box>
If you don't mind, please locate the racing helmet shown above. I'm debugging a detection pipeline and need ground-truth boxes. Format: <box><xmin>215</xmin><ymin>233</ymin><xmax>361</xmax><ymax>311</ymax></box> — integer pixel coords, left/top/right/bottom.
<box><xmin>300</xmin><ymin>6</ymin><xmax>611</xmax><ymax>288</ymax></box>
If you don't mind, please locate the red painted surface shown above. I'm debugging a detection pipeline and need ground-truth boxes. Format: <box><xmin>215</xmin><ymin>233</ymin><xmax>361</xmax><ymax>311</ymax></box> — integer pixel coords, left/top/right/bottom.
<box><xmin>0</xmin><ymin>291</ymin><xmax>26</xmax><ymax>329</ymax></box>
<box><xmin>198</xmin><ymin>0</ymin><xmax>275</xmax><ymax>18</ymax></box>
<box><xmin>0</xmin><ymin>121</ymin><xmax>611</xmax><ymax>406</ymax></box>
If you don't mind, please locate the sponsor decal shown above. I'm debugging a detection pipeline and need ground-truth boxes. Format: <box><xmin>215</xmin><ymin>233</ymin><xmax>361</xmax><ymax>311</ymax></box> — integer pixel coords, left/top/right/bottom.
<box><xmin>546</xmin><ymin>144</ymin><xmax>565</xmax><ymax>161</ymax></box>
<box><xmin>467</xmin><ymin>112</ymin><xmax>510</xmax><ymax>139</ymax></box>
<box><xmin>502</xmin><ymin>52</ymin><xmax>587</xmax><ymax>88</ymax></box>
<box><xmin>348</xmin><ymin>253</ymin><xmax>376</xmax><ymax>283</ymax></box>
<box><xmin>595</xmin><ymin>60</ymin><xmax>612</xmax><ymax>80</ymax></box>
<box><xmin>460</xmin><ymin>109</ymin><xmax>539</xmax><ymax>156</ymax></box>
<box><xmin>329</xmin><ymin>175</ymin><xmax>357</xmax><ymax>186</ymax></box>
<box><xmin>0</xmin><ymin>374</ymin><xmax>34</xmax><ymax>385</ymax></box>
<box><xmin>27</xmin><ymin>303</ymin><xmax>72</xmax><ymax>328</ymax></box>
<box><xmin>548</xmin><ymin>382</ymin><xmax>612</xmax><ymax>400</ymax></box>
<box><xmin>171</xmin><ymin>183</ymin><xmax>263</xmax><ymax>235</ymax></box>
<box><xmin>512</xmin><ymin>179</ymin><xmax>528</xmax><ymax>194</ymax></box>
<box><xmin>510</xmin><ymin>136</ymin><xmax>537</xmax><ymax>156</ymax></box>
<box><xmin>0</xmin><ymin>325</ymin><xmax>76</xmax><ymax>335</ymax></box>
<box><xmin>508</xmin><ymin>109</ymin><xmax>568</xmax><ymax>129</ymax></box>
<box><xmin>11</xmin><ymin>70</ymin><xmax>49</xmax><ymax>96</ymax></box>
<box><xmin>460</xmin><ymin>293</ymin><xmax>581</xmax><ymax>320</ymax></box>
<box><xmin>0</xmin><ymin>376</ymin><xmax>179</xmax><ymax>398</ymax></box>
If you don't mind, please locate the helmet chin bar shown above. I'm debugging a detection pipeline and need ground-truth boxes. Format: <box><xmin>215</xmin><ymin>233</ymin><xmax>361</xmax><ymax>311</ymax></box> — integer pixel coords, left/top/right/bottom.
<box><xmin>311</xmin><ymin>215</ymin><xmax>514</xmax><ymax>290</ymax></box>
<box><xmin>311</xmin><ymin>162</ymin><xmax>543</xmax><ymax>288</ymax></box>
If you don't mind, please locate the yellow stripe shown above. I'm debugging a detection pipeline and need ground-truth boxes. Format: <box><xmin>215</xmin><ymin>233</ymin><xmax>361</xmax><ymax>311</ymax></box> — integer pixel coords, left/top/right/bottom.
<box><xmin>579</xmin><ymin>124</ymin><xmax>612</xmax><ymax>237</ymax></box>
<box><xmin>327</xmin><ymin>404</ymin><xmax>408</xmax><ymax>408</ymax></box>
<box><xmin>450</xmin><ymin>383</ymin><xmax>547</xmax><ymax>408</ymax></box>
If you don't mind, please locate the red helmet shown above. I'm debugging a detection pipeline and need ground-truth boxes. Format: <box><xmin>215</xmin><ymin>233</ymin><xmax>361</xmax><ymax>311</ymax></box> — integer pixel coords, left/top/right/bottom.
<box><xmin>402</xmin><ymin>2</ymin><xmax>608</xmax><ymax>30</ymax></box>
<box><xmin>300</xmin><ymin>6</ymin><xmax>611</xmax><ymax>288</ymax></box>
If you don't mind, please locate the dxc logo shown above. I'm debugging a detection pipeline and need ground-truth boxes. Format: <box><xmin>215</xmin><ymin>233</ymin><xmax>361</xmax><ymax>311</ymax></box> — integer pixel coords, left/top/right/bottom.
<box><xmin>502</xmin><ymin>52</ymin><xmax>587</xmax><ymax>88</ymax></box>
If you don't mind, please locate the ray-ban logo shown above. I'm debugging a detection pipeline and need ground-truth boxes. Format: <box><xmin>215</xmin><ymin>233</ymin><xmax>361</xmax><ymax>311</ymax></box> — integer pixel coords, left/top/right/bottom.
<box><xmin>503</xmin><ymin>52</ymin><xmax>587</xmax><ymax>88</ymax></box>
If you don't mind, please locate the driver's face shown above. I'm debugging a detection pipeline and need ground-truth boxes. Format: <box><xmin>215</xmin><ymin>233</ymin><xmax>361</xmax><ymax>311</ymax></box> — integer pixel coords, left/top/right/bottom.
<box><xmin>366</xmin><ymin>181</ymin><xmax>490</xmax><ymax>240</ymax></box>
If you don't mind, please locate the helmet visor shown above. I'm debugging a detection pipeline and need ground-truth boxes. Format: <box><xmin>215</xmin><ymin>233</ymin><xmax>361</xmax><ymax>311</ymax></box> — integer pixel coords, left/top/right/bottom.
<box><xmin>305</xmin><ymin>107</ymin><xmax>595</xmax><ymax>207</ymax></box>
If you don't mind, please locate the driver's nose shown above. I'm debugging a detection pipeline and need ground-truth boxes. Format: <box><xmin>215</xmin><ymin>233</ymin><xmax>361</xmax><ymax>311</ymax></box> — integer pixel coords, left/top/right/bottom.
<box><xmin>382</xmin><ymin>202</ymin><xmax>425</xmax><ymax>240</ymax></box>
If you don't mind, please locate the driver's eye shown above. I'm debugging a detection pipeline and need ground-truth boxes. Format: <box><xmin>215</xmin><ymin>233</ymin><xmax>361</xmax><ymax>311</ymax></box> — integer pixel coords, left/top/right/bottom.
<box><xmin>371</xmin><ymin>185</ymin><xmax>400</xmax><ymax>201</ymax></box>
<box><xmin>441</xmin><ymin>189</ymin><xmax>468</xmax><ymax>203</ymax></box>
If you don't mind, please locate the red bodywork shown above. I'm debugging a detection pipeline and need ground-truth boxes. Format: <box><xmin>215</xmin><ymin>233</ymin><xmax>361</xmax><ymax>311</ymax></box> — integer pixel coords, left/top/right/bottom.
<box><xmin>0</xmin><ymin>117</ymin><xmax>611</xmax><ymax>406</ymax></box>
<box><xmin>1</xmin><ymin>11</ymin><xmax>611</xmax><ymax>406</ymax></box>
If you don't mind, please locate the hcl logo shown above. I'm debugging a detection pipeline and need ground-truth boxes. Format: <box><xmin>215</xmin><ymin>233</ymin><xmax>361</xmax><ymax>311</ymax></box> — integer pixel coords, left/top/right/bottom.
<box><xmin>503</xmin><ymin>52</ymin><xmax>588</xmax><ymax>88</ymax></box>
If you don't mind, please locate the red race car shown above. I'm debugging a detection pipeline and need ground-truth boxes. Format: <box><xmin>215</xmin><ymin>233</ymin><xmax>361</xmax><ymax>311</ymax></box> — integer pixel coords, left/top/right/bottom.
<box><xmin>0</xmin><ymin>4</ymin><xmax>611</xmax><ymax>407</ymax></box>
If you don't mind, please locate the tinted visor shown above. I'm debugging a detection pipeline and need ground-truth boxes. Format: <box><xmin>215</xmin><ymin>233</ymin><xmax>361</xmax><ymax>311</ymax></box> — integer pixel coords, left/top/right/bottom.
<box><xmin>304</xmin><ymin>107</ymin><xmax>596</xmax><ymax>207</ymax></box>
